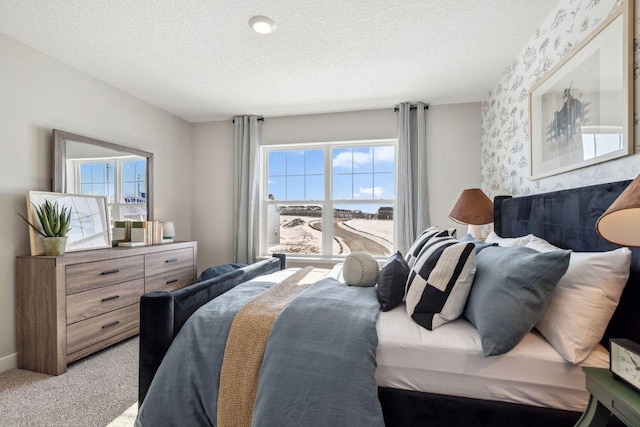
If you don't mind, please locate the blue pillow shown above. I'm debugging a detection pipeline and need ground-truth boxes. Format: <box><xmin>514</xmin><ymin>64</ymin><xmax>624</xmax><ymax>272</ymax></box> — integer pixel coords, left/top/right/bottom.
<box><xmin>376</xmin><ymin>251</ymin><xmax>410</xmax><ymax>312</ymax></box>
<box><xmin>458</xmin><ymin>233</ymin><xmax>498</xmax><ymax>254</ymax></box>
<box><xmin>196</xmin><ymin>263</ymin><xmax>247</xmax><ymax>282</ymax></box>
<box><xmin>463</xmin><ymin>246</ymin><xmax>570</xmax><ymax>356</ymax></box>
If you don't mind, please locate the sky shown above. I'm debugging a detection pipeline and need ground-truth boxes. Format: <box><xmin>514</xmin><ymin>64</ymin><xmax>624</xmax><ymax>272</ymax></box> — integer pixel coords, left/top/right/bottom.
<box><xmin>268</xmin><ymin>146</ymin><xmax>395</xmax><ymax>208</ymax></box>
<box><xmin>79</xmin><ymin>159</ymin><xmax>146</xmax><ymax>201</ymax></box>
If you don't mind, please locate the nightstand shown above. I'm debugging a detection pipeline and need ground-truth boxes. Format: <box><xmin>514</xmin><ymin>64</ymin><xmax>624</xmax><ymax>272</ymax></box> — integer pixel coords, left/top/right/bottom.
<box><xmin>575</xmin><ymin>367</ymin><xmax>640</xmax><ymax>426</ymax></box>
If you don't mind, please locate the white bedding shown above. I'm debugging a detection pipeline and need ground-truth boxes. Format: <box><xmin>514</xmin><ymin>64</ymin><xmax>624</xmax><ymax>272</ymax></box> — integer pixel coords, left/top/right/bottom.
<box><xmin>266</xmin><ymin>266</ymin><xmax>609</xmax><ymax>412</ymax></box>
<box><xmin>375</xmin><ymin>303</ymin><xmax>609</xmax><ymax>412</ymax></box>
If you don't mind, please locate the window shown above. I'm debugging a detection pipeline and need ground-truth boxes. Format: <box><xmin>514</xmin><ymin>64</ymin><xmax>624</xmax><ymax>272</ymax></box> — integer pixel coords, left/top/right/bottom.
<box><xmin>262</xmin><ymin>140</ymin><xmax>396</xmax><ymax>259</ymax></box>
<box><xmin>580</xmin><ymin>126</ymin><xmax>624</xmax><ymax>160</ymax></box>
<box><xmin>67</xmin><ymin>156</ymin><xmax>147</xmax><ymax>221</ymax></box>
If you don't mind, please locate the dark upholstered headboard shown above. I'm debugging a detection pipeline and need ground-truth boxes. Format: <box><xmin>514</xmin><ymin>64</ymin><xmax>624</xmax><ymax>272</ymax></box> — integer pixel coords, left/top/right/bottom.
<box><xmin>494</xmin><ymin>180</ymin><xmax>640</xmax><ymax>347</ymax></box>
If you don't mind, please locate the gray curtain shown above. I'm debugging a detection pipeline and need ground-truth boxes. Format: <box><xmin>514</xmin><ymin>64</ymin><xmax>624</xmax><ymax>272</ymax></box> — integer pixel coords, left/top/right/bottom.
<box><xmin>395</xmin><ymin>102</ymin><xmax>429</xmax><ymax>254</ymax></box>
<box><xmin>233</xmin><ymin>115</ymin><xmax>262</xmax><ymax>263</ymax></box>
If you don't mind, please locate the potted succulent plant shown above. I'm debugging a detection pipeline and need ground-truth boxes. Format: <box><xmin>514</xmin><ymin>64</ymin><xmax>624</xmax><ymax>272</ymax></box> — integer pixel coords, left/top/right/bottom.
<box><xmin>19</xmin><ymin>200</ymin><xmax>71</xmax><ymax>256</ymax></box>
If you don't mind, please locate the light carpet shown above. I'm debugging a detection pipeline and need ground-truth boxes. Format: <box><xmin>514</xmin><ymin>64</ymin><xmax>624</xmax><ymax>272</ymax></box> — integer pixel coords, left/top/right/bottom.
<box><xmin>0</xmin><ymin>336</ymin><xmax>138</xmax><ymax>427</ymax></box>
<box><xmin>106</xmin><ymin>403</ymin><xmax>138</xmax><ymax>427</ymax></box>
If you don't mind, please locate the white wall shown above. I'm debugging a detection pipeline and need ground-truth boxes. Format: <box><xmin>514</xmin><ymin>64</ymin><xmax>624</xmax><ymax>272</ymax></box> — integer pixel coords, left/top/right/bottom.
<box><xmin>191</xmin><ymin>103</ymin><xmax>482</xmax><ymax>272</ymax></box>
<box><xmin>0</xmin><ymin>34</ymin><xmax>192</xmax><ymax>373</ymax></box>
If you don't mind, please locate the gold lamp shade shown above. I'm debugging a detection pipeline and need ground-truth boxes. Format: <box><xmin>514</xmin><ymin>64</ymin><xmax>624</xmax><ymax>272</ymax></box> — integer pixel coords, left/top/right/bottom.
<box><xmin>449</xmin><ymin>188</ymin><xmax>494</xmax><ymax>225</ymax></box>
<box><xmin>596</xmin><ymin>175</ymin><xmax>640</xmax><ymax>247</ymax></box>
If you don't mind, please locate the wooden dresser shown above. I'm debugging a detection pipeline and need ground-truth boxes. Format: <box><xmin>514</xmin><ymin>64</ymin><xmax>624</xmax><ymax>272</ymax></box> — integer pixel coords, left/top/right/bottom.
<box><xmin>16</xmin><ymin>241</ymin><xmax>197</xmax><ymax>375</ymax></box>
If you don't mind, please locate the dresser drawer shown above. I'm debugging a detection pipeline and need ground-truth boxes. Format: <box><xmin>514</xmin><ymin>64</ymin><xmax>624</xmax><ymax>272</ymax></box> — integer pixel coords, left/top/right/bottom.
<box><xmin>145</xmin><ymin>267</ymin><xmax>195</xmax><ymax>293</ymax></box>
<box><xmin>145</xmin><ymin>248</ymin><xmax>194</xmax><ymax>276</ymax></box>
<box><xmin>67</xmin><ymin>303</ymin><xmax>139</xmax><ymax>355</ymax></box>
<box><xmin>66</xmin><ymin>279</ymin><xmax>144</xmax><ymax>325</ymax></box>
<box><xmin>66</xmin><ymin>256</ymin><xmax>144</xmax><ymax>294</ymax></box>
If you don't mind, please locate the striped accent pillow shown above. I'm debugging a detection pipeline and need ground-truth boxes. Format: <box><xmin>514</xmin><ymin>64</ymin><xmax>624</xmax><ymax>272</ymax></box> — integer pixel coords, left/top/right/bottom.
<box><xmin>405</xmin><ymin>236</ymin><xmax>476</xmax><ymax>330</ymax></box>
<box><xmin>405</xmin><ymin>227</ymin><xmax>457</xmax><ymax>269</ymax></box>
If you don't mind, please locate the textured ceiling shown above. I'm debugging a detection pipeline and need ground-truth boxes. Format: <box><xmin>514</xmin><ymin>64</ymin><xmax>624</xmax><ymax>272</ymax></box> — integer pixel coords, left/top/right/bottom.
<box><xmin>0</xmin><ymin>0</ymin><xmax>559</xmax><ymax>122</ymax></box>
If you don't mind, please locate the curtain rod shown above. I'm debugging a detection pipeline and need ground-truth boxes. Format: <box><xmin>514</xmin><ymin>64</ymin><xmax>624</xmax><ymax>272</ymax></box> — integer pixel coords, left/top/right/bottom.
<box><xmin>232</xmin><ymin>117</ymin><xmax>264</xmax><ymax>123</ymax></box>
<box><xmin>393</xmin><ymin>104</ymin><xmax>429</xmax><ymax>112</ymax></box>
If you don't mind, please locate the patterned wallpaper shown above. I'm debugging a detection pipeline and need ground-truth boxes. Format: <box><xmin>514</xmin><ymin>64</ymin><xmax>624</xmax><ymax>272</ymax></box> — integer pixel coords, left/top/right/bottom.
<box><xmin>481</xmin><ymin>0</ymin><xmax>640</xmax><ymax>198</ymax></box>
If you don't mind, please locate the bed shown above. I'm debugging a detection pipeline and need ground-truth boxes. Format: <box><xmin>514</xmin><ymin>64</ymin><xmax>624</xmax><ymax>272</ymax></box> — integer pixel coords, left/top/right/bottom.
<box><xmin>137</xmin><ymin>180</ymin><xmax>640</xmax><ymax>426</ymax></box>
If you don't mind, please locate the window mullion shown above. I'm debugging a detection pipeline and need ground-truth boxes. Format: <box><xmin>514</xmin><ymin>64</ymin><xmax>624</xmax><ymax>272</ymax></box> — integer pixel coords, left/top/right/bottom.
<box><xmin>260</xmin><ymin>150</ymin><xmax>267</xmax><ymax>255</ymax></box>
<box><xmin>322</xmin><ymin>145</ymin><xmax>333</xmax><ymax>258</ymax></box>
<box><xmin>115</xmin><ymin>160</ymin><xmax>122</xmax><ymax>221</ymax></box>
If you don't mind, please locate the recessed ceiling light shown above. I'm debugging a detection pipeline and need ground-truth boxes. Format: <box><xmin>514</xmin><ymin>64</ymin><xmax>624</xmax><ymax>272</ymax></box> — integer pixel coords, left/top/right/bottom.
<box><xmin>249</xmin><ymin>16</ymin><xmax>276</xmax><ymax>34</ymax></box>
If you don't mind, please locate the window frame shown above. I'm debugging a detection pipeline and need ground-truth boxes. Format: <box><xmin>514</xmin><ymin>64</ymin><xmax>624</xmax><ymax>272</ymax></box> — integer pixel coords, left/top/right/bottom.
<box><xmin>67</xmin><ymin>156</ymin><xmax>147</xmax><ymax>222</ymax></box>
<box><xmin>260</xmin><ymin>139</ymin><xmax>397</xmax><ymax>261</ymax></box>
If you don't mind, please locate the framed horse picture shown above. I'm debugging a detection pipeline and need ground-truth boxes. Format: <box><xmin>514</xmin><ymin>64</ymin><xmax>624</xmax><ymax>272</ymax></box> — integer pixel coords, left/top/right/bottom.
<box><xmin>528</xmin><ymin>0</ymin><xmax>633</xmax><ymax>179</ymax></box>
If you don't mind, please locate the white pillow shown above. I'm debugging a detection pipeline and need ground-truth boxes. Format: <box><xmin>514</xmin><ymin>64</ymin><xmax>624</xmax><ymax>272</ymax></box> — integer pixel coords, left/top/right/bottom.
<box><xmin>485</xmin><ymin>231</ymin><xmax>533</xmax><ymax>247</ymax></box>
<box><xmin>524</xmin><ymin>238</ymin><xmax>561</xmax><ymax>252</ymax></box>
<box><xmin>526</xmin><ymin>238</ymin><xmax>631</xmax><ymax>363</ymax></box>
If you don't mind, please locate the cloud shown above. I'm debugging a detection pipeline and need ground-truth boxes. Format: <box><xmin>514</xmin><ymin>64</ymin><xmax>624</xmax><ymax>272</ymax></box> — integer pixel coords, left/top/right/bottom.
<box><xmin>333</xmin><ymin>149</ymin><xmax>371</xmax><ymax>169</ymax></box>
<box><xmin>373</xmin><ymin>146</ymin><xmax>394</xmax><ymax>164</ymax></box>
<box><xmin>333</xmin><ymin>146</ymin><xmax>394</xmax><ymax>170</ymax></box>
<box><xmin>357</xmin><ymin>186</ymin><xmax>384</xmax><ymax>198</ymax></box>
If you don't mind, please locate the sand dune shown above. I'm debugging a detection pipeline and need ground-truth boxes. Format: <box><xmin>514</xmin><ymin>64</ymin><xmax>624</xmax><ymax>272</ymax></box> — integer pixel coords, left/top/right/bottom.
<box><xmin>269</xmin><ymin>215</ymin><xmax>393</xmax><ymax>257</ymax></box>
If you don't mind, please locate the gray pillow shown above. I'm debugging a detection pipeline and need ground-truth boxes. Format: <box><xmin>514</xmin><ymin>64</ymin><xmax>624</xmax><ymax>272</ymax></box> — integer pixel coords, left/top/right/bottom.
<box><xmin>458</xmin><ymin>233</ymin><xmax>498</xmax><ymax>254</ymax></box>
<box><xmin>463</xmin><ymin>246</ymin><xmax>570</xmax><ymax>356</ymax></box>
<box><xmin>343</xmin><ymin>252</ymin><xmax>379</xmax><ymax>287</ymax></box>
<box><xmin>197</xmin><ymin>263</ymin><xmax>247</xmax><ymax>282</ymax></box>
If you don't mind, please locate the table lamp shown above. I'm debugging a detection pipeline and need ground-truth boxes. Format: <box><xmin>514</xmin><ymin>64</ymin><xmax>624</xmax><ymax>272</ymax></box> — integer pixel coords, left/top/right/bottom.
<box><xmin>596</xmin><ymin>175</ymin><xmax>640</xmax><ymax>246</ymax></box>
<box><xmin>595</xmin><ymin>175</ymin><xmax>640</xmax><ymax>394</ymax></box>
<box><xmin>449</xmin><ymin>188</ymin><xmax>494</xmax><ymax>239</ymax></box>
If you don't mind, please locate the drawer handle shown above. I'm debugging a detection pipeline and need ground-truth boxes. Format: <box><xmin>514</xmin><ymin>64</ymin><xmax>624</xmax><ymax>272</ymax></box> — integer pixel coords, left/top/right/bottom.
<box><xmin>166</xmin><ymin>279</ymin><xmax>178</xmax><ymax>284</ymax></box>
<box><xmin>165</xmin><ymin>258</ymin><xmax>178</xmax><ymax>263</ymax></box>
<box><xmin>101</xmin><ymin>295</ymin><xmax>120</xmax><ymax>302</ymax></box>
<box><xmin>101</xmin><ymin>321</ymin><xmax>120</xmax><ymax>329</ymax></box>
<box><xmin>100</xmin><ymin>269</ymin><xmax>120</xmax><ymax>275</ymax></box>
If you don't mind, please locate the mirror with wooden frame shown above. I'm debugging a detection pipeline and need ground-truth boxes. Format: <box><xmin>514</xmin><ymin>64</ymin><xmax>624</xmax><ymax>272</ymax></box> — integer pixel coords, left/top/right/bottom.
<box><xmin>52</xmin><ymin>130</ymin><xmax>154</xmax><ymax>221</ymax></box>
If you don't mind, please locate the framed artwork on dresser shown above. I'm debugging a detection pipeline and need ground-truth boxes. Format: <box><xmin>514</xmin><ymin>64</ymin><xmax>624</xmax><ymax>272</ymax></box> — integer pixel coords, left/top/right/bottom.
<box><xmin>26</xmin><ymin>191</ymin><xmax>111</xmax><ymax>255</ymax></box>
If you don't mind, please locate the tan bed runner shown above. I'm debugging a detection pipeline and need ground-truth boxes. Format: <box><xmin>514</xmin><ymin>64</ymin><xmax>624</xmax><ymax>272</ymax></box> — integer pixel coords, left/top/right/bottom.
<box><xmin>217</xmin><ymin>267</ymin><xmax>328</xmax><ymax>427</ymax></box>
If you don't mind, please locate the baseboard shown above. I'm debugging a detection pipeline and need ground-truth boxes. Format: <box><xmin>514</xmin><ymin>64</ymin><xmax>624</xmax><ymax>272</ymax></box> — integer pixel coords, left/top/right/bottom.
<box><xmin>0</xmin><ymin>352</ymin><xmax>18</xmax><ymax>374</ymax></box>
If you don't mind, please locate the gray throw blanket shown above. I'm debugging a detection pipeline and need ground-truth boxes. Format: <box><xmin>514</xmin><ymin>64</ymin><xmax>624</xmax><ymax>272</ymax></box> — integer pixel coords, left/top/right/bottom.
<box><xmin>136</xmin><ymin>273</ymin><xmax>383</xmax><ymax>427</ymax></box>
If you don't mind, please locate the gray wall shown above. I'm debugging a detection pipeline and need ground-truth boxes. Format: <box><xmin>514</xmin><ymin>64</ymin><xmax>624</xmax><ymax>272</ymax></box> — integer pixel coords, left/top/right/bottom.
<box><xmin>191</xmin><ymin>103</ymin><xmax>482</xmax><ymax>272</ymax></box>
<box><xmin>0</xmin><ymin>32</ymin><xmax>483</xmax><ymax>373</ymax></box>
<box><xmin>0</xmin><ymin>33</ymin><xmax>193</xmax><ymax>372</ymax></box>
<box><xmin>428</xmin><ymin>103</ymin><xmax>483</xmax><ymax>236</ymax></box>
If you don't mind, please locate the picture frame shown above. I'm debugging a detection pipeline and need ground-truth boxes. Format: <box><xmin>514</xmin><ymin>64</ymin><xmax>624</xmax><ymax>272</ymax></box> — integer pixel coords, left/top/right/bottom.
<box><xmin>26</xmin><ymin>191</ymin><xmax>111</xmax><ymax>255</ymax></box>
<box><xmin>529</xmin><ymin>1</ymin><xmax>633</xmax><ymax>179</ymax></box>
